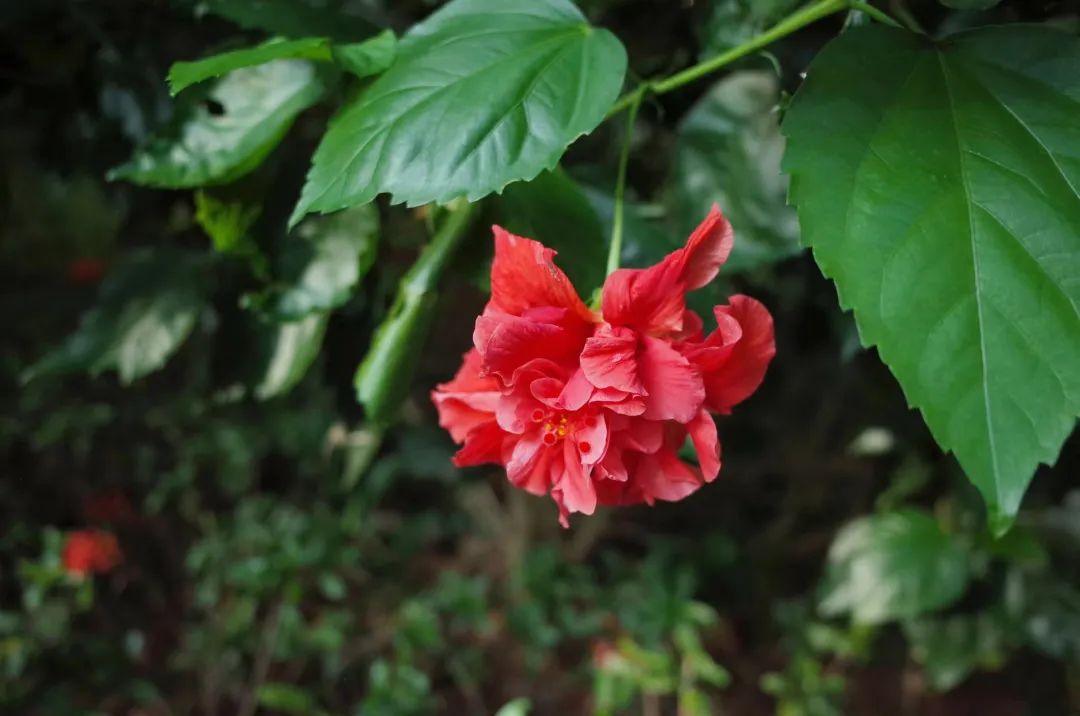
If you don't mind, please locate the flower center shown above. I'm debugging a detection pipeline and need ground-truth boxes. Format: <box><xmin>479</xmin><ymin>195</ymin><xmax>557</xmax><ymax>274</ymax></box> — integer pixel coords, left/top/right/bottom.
<box><xmin>535</xmin><ymin>410</ymin><xmax>599</xmax><ymax>454</ymax></box>
<box><xmin>538</xmin><ymin>411</ymin><xmax>576</xmax><ymax>445</ymax></box>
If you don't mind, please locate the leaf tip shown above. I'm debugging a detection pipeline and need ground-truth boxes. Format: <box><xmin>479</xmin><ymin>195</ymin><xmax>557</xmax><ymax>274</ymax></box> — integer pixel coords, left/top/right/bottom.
<box><xmin>287</xmin><ymin>203</ymin><xmax>310</xmax><ymax>231</ymax></box>
<box><xmin>987</xmin><ymin>506</ymin><xmax>1015</xmax><ymax>538</ymax></box>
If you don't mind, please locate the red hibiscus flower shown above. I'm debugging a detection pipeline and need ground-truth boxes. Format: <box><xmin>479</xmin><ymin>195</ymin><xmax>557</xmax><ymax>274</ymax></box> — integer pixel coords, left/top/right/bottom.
<box><xmin>432</xmin><ymin>206</ymin><xmax>775</xmax><ymax>526</ymax></box>
<box><xmin>62</xmin><ymin>529</ymin><xmax>122</xmax><ymax>577</ymax></box>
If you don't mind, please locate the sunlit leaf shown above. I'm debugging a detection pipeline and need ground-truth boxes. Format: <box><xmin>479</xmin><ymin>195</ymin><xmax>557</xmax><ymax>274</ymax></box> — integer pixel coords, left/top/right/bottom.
<box><xmin>252</xmin><ymin>313</ymin><xmax>328</xmax><ymax>400</ymax></box>
<box><xmin>253</xmin><ymin>203</ymin><xmax>380</xmax><ymax>320</ymax></box>
<box><xmin>110</xmin><ymin>60</ymin><xmax>326</xmax><ymax>188</ymax></box>
<box><xmin>783</xmin><ymin>26</ymin><xmax>1080</xmax><ymax>527</ymax></box>
<box><xmin>291</xmin><ymin>0</ymin><xmax>626</xmax><ymax>223</ymax></box>
<box><xmin>819</xmin><ymin>509</ymin><xmax>970</xmax><ymax>624</ymax></box>
<box><xmin>25</xmin><ymin>249</ymin><xmax>211</xmax><ymax>384</ymax></box>
<box><xmin>494</xmin><ymin>698</ymin><xmax>532</xmax><ymax>716</ymax></box>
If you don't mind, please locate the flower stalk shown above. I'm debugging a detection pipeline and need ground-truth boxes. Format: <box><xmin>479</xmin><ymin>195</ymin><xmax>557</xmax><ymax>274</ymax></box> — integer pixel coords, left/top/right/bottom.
<box><xmin>606</xmin><ymin>82</ymin><xmax>648</xmax><ymax>277</ymax></box>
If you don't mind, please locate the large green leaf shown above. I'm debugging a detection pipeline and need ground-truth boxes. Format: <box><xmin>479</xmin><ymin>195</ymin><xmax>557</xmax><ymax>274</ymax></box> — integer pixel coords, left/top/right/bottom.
<box><xmin>291</xmin><ymin>0</ymin><xmax>626</xmax><ymax>224</ymax></box>
<box><xmin>672</xmin><ymin>70</ymin><xmax>800</xmax><ymax>272</ymax></box>
<box><xmin>200</xmin><ymin>0</ymin><xmax>377</xmax><ymax>42</ymax></box>
<box><xmin>818</xmin><ymin>509</ymin><xmax>970</xmax><ymax>624</ymax></box>
<box><xmin>254</xmin><ymin>204</ymin><xmax>380</xmax><ymax>320</ymax></box>
<box><xmin>783</xmin><ymin>25</ymin><xmax>1080</xmax><ymax>526</ymax></box>
<box><xmin>494</xmin><ymin>169</ymin><xmax>607</xmax><ymax>292</ymax></box>
<box><xmin>25</xmin><ymin>249</ymin><xmax>211</xmax><ymax>384</ymax></box>
<box><xmin>168</xmin><ymin>32</ymin><xmax>397</xmax><ymax>95</ymax></box>
<box><xmin>110</xmin><ymin>60</ymin><xmax>326</xmax><ymax>188</ymax></box>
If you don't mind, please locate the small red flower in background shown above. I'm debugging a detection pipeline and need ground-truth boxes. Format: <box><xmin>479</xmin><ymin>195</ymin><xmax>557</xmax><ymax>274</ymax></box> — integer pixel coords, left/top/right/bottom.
<box><xmin>432</xmin><ymin>205</ymin><xmax>775</xmax><ymax>526</ymax></box>
<box><xmin>67</xmin><ymin>257</ymin><xmax>107</xmax><ymax>285</ymax></box>
<box><xmin>62</xmin><ymin>530</ymin><xmax>122</xmax><ymax>576</ymax></box>
<box><xmin>82</xmin><ymin>490</ymin><xmax>134</xmax><ymax>524</ymax></box>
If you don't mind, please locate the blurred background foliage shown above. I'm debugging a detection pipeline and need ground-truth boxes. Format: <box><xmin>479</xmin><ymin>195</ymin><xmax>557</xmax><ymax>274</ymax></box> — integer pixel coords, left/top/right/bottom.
<box><xmin>1</xmin><ymin>0</ymin><xmax>1078</xmax><ymax>714</ymax></box>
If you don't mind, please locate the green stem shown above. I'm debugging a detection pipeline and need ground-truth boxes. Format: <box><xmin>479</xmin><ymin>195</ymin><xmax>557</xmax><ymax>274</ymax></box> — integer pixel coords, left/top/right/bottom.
<box><xmin>355</xmin><ymin>200</ymin><xmax>479</xmax><ymax>425</ymax></box>
<box><xmin>605</xmin><ymin>0</ymin><xmax>908</xmax><ymax>120</ymax></box>
<box><xmin>404</xmin><ymin>199</ymin><xmax>480</xmax><ymax>294</ymax></box>
<box><xmin>607</xmin><ymin>0</ymin><xmax>844</xmax><ymax>119</ymax></box>
<box><xmin>849</xmin><ymin>0</ymin><xmax>904</xmax><ymax>28</ymax></box>
<box><xmin>606</xmin><ymin>84</ymin><xmax>647</xmax><ymax>276</ymax></box>
<box><xmin>599</xmin><ymin>0</ymin><xmax>908</xmax><ymax>274</ymax></box>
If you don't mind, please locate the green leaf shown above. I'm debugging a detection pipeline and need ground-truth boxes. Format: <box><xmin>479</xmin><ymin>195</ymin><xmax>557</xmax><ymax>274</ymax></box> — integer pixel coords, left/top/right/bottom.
<box><xmin>494</xmin><ymin>698</ymin><xmax>532</xmax><ymax>716</ymax></box>
<box><xmin>291</xmin><ymin>0</ymin><xmax>626</xmax><ymax>224</ymax></box>
<box><xmin>26</xmin><ymin>249</ymin><xmax>211</xmax><ymax>384</ymax></box>
<box><xmin>169</xmin><ymin>38</ymin><xmax>332</xmax><ymax>95</ymax></box>
<box><xmin>256</xmin><ymin>682</ymin><xmax>317</xmax><ymax>714</ymax></box>
<box><xmin>252</xmin><ymin>313</ymin><xmax>328</xmax><ymax>400</ymax></box>
<box><xmin>672</xmin><ymin>70</ymin><xmax>800</xmax><ymax>272</ymax></box>
<box><xmin>903</xmin><ymin>612</ymin><xmax>1011</xmax><ymax>691</ymax></box>
<box><xmin>494</xmin><ymin>169</ymin><xmax>607</xmax><ymax>292</ymax></box>
<box><xmin>317</xmin><ymin>572</ymin><xmax>347</xmax><ymax>602</ymax></box>
<box><xmin>333</xmin><ymin>30</ymin><xmax>398</xmax><ymax>79</ymax></box>
<box><xmin>1004</xmin><ymin>569</ymin><xmax>1080</xmax><ymax>662</ymax></box>
<box><xmin>200</xmin><ymin>0</ymin><xmax>377</xmax><ymax>42</ymax></box>
<box><xmin>253</xmin><ymin>203</ymin><xmax>380</xmax><ymax>320</ymax></box>
<box><xmin>783</xmin><ymin>26</ymin><xmax>1080</xmax><ymax>524</ymax></box>
<box><xmin>194</xmin><ymin>190</ymin><xmax>262</xmax><ymax>260</ymax></box>
<box><xmin>818</xmin><ymin>509</ymin><xmax>970</xmax><ymax>624</ymax></box>
<box><xmin>110</xmin><ymin>60</ymin><xmax>326</xmax><ymax>188</ymax></box>
<box><xmin>168</xmin><ymin>32</ymin><xmax>397</xmax><ymax>95</ymax></box>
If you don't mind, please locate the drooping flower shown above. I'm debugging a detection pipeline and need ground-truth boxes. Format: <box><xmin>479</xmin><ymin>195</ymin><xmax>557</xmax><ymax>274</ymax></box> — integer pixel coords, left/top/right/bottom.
<box><xmin>433</xmin><ymin>205</ymin><xmax>775</xmax><ymax>525</ymax></box>
<box><xmin>62</xmin><ymin>530</ymin><xmax>122</xmax><ymax>577</ymax></box>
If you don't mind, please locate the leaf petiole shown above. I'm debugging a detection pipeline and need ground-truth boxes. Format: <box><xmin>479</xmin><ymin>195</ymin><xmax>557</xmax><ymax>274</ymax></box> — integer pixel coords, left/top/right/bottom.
<box><xmin>605</xmin><ymin>0</ymin><xmax>907</xmax><ymax>120</ymax></box>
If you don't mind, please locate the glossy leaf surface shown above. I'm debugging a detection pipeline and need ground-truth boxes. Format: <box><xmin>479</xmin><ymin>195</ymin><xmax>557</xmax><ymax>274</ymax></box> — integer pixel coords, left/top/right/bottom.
<box><xmin>784</xmin><ymin>26</ymin><xmax>1080</xmax><ymax>525</ymax></box>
